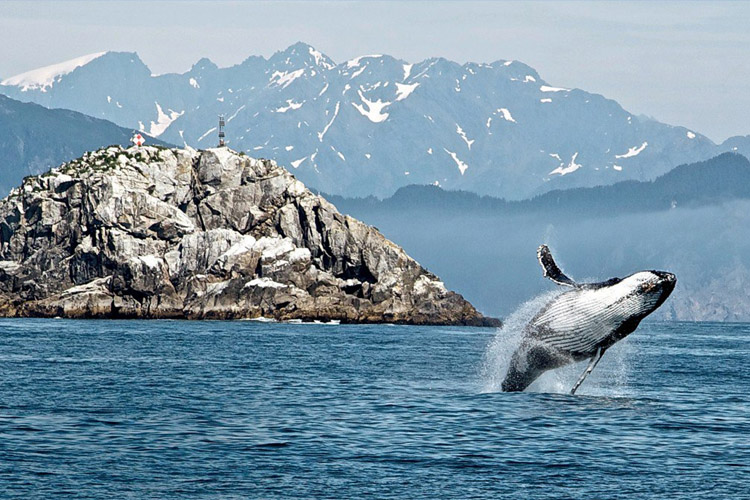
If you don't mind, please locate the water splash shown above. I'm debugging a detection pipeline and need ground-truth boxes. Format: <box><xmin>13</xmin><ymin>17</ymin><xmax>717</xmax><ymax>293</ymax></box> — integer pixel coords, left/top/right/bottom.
<box><xmin>480</xmin><ymin>289</ymin><xmax>634</xmax><ymax>396</ymax></box>
<box><xmin>526</xmin><ymin>338</ymin><xmax>634</xmax><ymax>397</ymax></box>
<box><xmin>480</xmin><ymin>289</ymin><xmax>561</xmax><ymax>393</ymax></box>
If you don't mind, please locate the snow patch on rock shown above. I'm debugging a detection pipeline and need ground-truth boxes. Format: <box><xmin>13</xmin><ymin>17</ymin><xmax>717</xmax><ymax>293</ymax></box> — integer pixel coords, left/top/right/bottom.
<box><xmin>402</xmin><ymin>63</ymin><xmax>413</xmax><ymax>80</ymax></box>
<box><xmin>275</xmin><ymin>99</ymin><xmax>304</xmax><ymax>113</ymax></box>
<box><xmin>352</xmin><ymin>90</ymin><xmax>390</xmax><ymax>123</ymax></box>
<box><xmin>395</xmin><ymin>82</ymin><xmax>419</xmax><ymax>101</ymax></box>
<box><xmin>309</xmin><ymin>46</ymin><xmax>335</xmax><ymax>70</ymax></box>
<box><xmin>549</xmin><ymin>152</ymin><xmax>582</xmax><ymax>176</ymax></box>
<box><xmin>615</xmin><ymin>141</ymin><xmax>648</xmax><ymax>159</ymax></box>
<box><xmin>444</xmin><ymin>149</ymin><xmax>469</xmax><ymax>175</ymax></box>
<box><xmin>540</xmin><ymin>85</ymin><xmax>569</xmax><ymax>92</ymax></box>
<box><xmin>270</xmin><ymin>69</ymin><xmax>305</xmax><ymax>88</ymax></box>
<box><xmin>149</xmin><ymin>102</ymin><xmax>183</xmax><ymax>137</ymax></box>
<box><xmin>290</xmin><ymin>157</ymin><xmax>307</xmax><ymax>169</ymax></box>
<box><xmin>318</xmin><ymin>101</ymin><xmax>340</xmax><ymax>141</ymax></box>
<box><xmin>346</xmin><ymin>55</ymin><xmax>382</xmax><ymax>68</ymax></box>
<box><xmin>497</xmin><ymin>108</ymin><xmax>516</xmax><ymax>123</ymax></box>
<box><xmin>456</xmin><ymin>124</ymin><xmax>475</xmax><ymax>149</ymax></box>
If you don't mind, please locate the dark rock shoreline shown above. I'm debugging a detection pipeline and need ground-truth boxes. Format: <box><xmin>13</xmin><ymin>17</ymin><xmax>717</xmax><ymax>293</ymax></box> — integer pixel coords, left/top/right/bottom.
<box><xmin>0</xmin><ymin>146</ymin><xmax>499</xmax><ymax>326</ymax></box>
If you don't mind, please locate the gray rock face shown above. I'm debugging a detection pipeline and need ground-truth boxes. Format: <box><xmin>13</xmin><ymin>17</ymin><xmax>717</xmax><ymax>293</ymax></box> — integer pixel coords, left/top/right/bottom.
<box><xmin>0</xmin><ymin>146</ymin><xmax>497</xmax><ymax>325</ymax></box>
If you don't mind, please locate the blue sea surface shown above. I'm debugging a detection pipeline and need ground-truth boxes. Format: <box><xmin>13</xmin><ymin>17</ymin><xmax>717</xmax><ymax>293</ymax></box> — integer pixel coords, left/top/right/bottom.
<box><xmin>1</xmin><ymin>319</ymin><xmax>749</xmax><ymax>499</ymax></box>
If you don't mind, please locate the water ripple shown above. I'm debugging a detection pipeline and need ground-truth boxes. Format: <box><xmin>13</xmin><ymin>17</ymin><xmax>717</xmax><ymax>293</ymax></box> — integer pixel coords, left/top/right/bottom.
<box><xmin>0</xmin><ymin>319</ymin><xmax>748</xmax><ymax>498</ymax></box>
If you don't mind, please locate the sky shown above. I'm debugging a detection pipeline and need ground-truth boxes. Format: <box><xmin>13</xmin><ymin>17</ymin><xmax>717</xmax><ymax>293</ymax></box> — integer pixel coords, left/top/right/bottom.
<box><xmin>0</xmin><ymin>0</ymin><xmax>748</xmax><ymax>142</ymax></box>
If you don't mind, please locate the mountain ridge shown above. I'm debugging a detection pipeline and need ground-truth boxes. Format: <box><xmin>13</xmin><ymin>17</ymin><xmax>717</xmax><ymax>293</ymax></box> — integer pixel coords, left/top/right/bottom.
<box><xmin>326</xmin><ymin>152</ymin><xmax>750</xmax><ymax>217</ymax></box>
<box><xmin>321</xmin><ymin>152</ymin><xmax>750</xmax><ymax>323</ymax></box>
<box><xmin>3</xmin><ymin>43</ymin><xmax>748</xmax><ymax>199</ymax></box>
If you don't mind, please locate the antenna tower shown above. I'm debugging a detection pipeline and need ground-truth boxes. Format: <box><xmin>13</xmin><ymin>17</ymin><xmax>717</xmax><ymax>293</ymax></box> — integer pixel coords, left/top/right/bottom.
<box><xmin>218</xmin><ymin>115</ymin><xmax>225</xmax><ymax>147</ymax></box>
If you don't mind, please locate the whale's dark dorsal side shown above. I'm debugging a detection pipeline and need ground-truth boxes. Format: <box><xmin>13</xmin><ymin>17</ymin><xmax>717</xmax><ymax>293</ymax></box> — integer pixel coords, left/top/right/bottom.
<box><xmin>502</xmin><ymin>245</ymin><xmax>677</xmax><ymax>394</ymax></box>
<box><xmin>537</xmin><ymin>244</ymin><xmax>578</xmax><ymax>288</ymax></box>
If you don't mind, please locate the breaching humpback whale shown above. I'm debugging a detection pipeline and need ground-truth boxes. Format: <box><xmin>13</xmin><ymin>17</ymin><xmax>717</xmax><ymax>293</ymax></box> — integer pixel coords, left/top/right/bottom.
<box><xmin>502</xmin><ymin>245</ymin><xmax>676</xmax><ymax>394</ymax></box>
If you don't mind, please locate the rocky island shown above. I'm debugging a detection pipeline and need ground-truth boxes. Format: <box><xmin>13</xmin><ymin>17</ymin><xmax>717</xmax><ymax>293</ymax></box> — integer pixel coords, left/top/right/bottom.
<box><xmin>0</xmin><ymin>145</ymin><xmax>498</xmax><ymax>326</ymax></box>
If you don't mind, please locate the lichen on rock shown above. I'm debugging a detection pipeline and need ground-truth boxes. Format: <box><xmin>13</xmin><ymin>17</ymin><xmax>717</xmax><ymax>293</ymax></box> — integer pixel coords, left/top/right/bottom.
<box><xmin>0</xmin><ymin>145</ymin><xmax>499</xmax><ymax>326</ymax></box>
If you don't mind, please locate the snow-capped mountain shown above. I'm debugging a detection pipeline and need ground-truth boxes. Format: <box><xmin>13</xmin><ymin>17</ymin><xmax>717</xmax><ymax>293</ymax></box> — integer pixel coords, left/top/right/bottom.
<box><xmin>2</xmin><ymin>43</ymin><xmax>747</xmax><ymax>198</ymax></box>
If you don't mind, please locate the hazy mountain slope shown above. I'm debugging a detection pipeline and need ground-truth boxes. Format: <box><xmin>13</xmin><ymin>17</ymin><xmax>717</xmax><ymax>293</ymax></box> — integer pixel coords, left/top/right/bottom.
<box><xmin>347</xmin><ymin>201</ymin><xmax>750</xmax><ymax>323</ymax></box>
<box><xmin>326</xmin><ymin>153</ymin><xmax>750</xmax><ymax>322</ymax></box>
<box><xmin>3</xmin><ymin>43</ymin><xmax>743</xmax><ymax>199</ymax></box>
<box><xmin>0</xmin><ymin>94</ymin><xmax>168</xmax><ymax>195</ymax></box>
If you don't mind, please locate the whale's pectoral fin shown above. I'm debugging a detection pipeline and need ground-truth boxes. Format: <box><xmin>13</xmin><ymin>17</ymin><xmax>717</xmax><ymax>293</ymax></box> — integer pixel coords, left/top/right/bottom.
<box><xmin>537</xmin><ymin>244</ymin><xmax>578</xmax><ymax>287</ymax></box>
<box><xmin>570</xmin><ymin>347</ymin><xmax>605</xmax><ymax>395</ymax></box>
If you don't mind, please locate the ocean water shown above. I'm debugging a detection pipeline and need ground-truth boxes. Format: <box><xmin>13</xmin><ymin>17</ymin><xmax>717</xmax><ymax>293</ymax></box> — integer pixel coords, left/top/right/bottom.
<box><xmin>1</xmin><ymin>318</ymin><xmax>749</xmax><ymax>499</ymax></box>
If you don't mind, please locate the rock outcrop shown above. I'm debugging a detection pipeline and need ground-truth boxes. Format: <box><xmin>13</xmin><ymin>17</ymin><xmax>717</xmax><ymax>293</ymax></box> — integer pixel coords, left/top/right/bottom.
<box><xmin>0</xmin><ymin>145</ymin><xmax>498</xmax><ymax>325</ymax></box>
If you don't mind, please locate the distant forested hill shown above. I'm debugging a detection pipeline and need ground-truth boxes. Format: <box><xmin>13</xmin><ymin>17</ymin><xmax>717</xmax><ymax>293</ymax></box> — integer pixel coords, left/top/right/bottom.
<box><xmin>327</xmin><ymin>153</ymin><xmax>750</xmax><ymax>218</ymax></box>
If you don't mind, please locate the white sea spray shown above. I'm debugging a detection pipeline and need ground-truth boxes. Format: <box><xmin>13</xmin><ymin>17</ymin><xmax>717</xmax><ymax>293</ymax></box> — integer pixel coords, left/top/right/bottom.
<box><xmin>480</xmin><ymin>289</ymin><xmax>562</xmax><ymax>393</ymax></box>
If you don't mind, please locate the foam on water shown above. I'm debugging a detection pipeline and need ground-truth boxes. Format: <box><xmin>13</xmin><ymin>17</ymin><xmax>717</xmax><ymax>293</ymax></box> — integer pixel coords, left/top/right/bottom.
<box><xmin>481</xmin><ymin>289</ymin><xmax>634</xmax><ymax>396</ymax></box>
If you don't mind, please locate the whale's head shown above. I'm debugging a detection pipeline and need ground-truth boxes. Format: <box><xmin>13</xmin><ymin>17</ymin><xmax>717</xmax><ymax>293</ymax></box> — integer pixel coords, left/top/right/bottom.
<box><xmin>615</xmin><ymin>270</ymin><xmax>676</xmax><ymax>317</ymax></box>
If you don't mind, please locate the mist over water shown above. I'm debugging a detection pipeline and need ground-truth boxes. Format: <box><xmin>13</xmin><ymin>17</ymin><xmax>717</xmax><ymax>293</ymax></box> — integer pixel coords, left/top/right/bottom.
<box><xmin>336</xmin><ymin>200</ymin><xmax>750</xmax><ymax>322</ymax></box>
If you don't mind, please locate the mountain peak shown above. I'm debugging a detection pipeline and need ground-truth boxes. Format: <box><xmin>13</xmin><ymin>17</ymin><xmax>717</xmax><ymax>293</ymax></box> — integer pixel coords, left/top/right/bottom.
<box><xmin>0</xmin><ymin>51</ymin><xmax>155</xmax><ymax>92</ymax></box>
<box><xmin>190</xmin><ymin>57</ymin><xmax>219</xmax><ymax>73</ymax></box>
<box><xmin>1</xmin><ymin>51</ymin><xmax>107</xmax><ymax>92</ymax></box>
<box><xmin>271</xmin><ymin>42</ymin><xmax>335</xmax><ymax>70</ymax></box>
